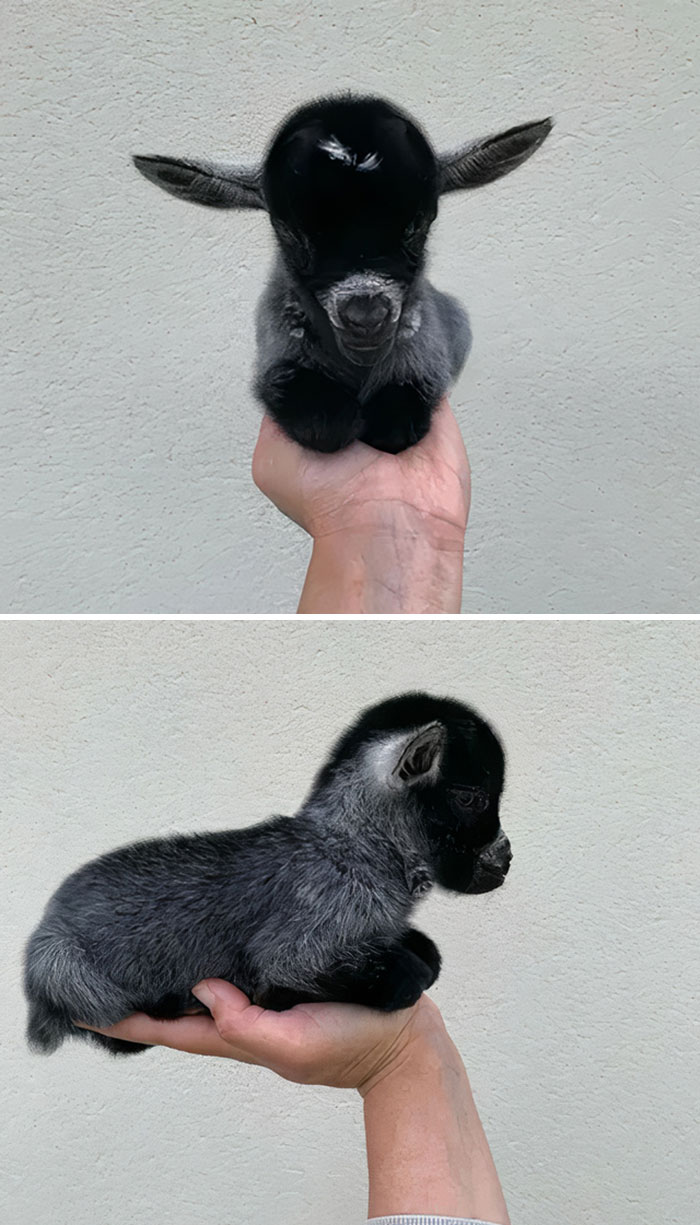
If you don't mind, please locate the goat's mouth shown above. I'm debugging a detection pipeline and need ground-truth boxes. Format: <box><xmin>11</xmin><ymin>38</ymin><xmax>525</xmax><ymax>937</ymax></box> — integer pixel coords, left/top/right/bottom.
<box><xmin>464</xmin><ymin>864</ymin><xmax>509</xmax><ymax>894</ymax></box>
<box><xmin>334</xmin><ymin>328</ymin><xmax>397</xmax><ymax>365</ymax></box>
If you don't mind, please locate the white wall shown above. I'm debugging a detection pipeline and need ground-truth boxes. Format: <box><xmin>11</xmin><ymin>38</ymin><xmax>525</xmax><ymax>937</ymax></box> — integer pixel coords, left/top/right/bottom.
<box><xmin>2</xmin><ymin>1</ymin><xmax>698</xmax><ymax>612</ymax></box>
<box><xmin>1</xmin><ymin>620</ymin><xmax>698</xmax><ymax>1225</ymax></box>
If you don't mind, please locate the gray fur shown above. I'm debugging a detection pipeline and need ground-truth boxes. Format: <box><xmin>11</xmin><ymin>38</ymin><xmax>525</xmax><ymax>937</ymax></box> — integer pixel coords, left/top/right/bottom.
<box><xmin>24</xmin><ymin>693</ymin><xmax>510</xmax><ymax>1055</ymax></box>
<box><xmin>254</xmin><ymin>253</ymin><xmax>471</xmax><ymax>406</ymax></box>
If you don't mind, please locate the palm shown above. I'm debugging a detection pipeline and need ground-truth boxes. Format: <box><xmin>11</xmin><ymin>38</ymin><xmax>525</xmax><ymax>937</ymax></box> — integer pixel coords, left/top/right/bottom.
<box><xmin>78</xmin><ymin>984</ymin><xmax>437</xmax><ymax>1091</ymax></box>
<box><xmin>252</xmin><ymin>398</ymin><xmax>470</xmax><ymax>538</ymax></box>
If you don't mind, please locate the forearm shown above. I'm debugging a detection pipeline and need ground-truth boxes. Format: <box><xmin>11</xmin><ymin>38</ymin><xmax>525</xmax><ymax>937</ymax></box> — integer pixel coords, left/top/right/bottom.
<box><xmin>297</xmin><ymin>508</ymin><xmax>465</xmax><ymax>614</ymax></box>
<box><xmin>360</xmin><ymin>1020</ymin><xmax>510</xmax><ymax>1224</ymax></box>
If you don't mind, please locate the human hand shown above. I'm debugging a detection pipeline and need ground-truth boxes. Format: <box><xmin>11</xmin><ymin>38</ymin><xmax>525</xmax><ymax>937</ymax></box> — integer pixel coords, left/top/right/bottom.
<box><xmin>252</xmin><ymin>398</ymin><xmax>470</xmax><ymax>612</ymax></box>
<box><xmin>76</xmin><ymin>979</ymin><xmax>446</xmax><ymax>1093</ymax></box>
<box><xmin>252</xmin><ymin>396</ymin><xmax>470</xmax><ymax>544</ymax></box>
<box><xmin>77</xmin><ymin>983</ymin><xmax>510</xmax><ymax>1221</ymax></box>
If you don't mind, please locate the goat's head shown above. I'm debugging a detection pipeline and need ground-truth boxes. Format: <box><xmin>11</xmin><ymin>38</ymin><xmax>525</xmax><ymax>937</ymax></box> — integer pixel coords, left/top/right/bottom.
<box><xmin>310</xmin><ymin>691</ymin><xmax>511</xmax><ymax>895</ymax></box>
<box><xmin>134</xmin><ymin>95</ymin><xmax>552</xmax><ymax>366</ymax></box>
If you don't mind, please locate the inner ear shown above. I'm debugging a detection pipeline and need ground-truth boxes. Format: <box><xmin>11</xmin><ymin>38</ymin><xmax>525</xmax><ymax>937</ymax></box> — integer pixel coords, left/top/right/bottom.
<box><xmin>394</xmin><ymin>723</ymin><xmax>445</xmax><ymax>785</ymax></box>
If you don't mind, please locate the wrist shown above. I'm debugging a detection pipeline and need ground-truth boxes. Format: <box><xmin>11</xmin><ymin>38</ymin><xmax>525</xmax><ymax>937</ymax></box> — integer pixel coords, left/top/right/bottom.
<box><xmin>357</xmin><ymin>999</ymin><xmax>454</xmax><ymax>1100</ymax></box>
<box><xmin>309</xmin><ymin>494</ymin><xmax>468</xmax><ymax>549</ymax></box>
<box><xmin>359</xmin><ymin>1005</ymin><xmax>510</xmax><ymax>1223</ymax></box>
<box><xmin>298</xmin><ymin>503</ymin><xmax>466</xmax><ymax>614</ymax></box>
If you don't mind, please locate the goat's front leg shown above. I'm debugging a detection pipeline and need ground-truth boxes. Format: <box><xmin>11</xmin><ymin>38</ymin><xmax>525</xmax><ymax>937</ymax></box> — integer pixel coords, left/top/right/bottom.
<box><xmin>257</xmin><ymin>361</ymin><xmax>363</xmax><ymax>453</ymax></box>
<box><xmin>360</xmin><ymin>382</ymin><xmax>436</xmax><ymax>454</ymax></box>
<box><xmin>259</xmin><ymin>929</ymin><xmax>441</xmax><ymax>1013</ymax></box>
<box><xmin>331</xmin><ymin>928</ymin><xmax>441</xmax><ymax>1011</ymax></box>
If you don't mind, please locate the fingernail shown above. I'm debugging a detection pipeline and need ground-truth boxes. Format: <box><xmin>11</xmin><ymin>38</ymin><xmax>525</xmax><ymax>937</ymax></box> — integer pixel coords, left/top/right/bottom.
<box><xmin>192</xmin><ymin>981</ymin><xmax>215</xmax><ymax>1009</ymax></box>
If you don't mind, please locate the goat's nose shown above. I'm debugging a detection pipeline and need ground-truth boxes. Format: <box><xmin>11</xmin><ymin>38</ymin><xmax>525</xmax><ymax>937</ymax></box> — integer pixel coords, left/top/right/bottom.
<box><xmin>338</xmin><ymin>293</ymin><xmax>391</xmax><ymax>334</ymax></box>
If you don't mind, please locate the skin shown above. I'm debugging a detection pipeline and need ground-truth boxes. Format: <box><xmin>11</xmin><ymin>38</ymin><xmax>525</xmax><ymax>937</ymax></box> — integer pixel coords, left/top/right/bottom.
<box><xmin>252</xmin><ymin>397</ymin><xmax>470</xmax><ymax>614</ymax></box>
<box><xmin>77</xmin><ymin>979</ymin><xmax>510</xmax><ymax>1223</ymax></box>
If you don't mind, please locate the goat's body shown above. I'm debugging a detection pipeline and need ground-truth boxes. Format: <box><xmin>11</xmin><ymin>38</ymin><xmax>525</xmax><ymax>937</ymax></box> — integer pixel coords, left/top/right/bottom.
<box><xmin>25</xmin><ymin>812</ymin><xmax>417</xmax><ymax>1053</ymax></box>
<box><xmin>256</xmin><ymin>255</ymin><xmax>472</xmax><ymax>411</ymax></box>
<box><xmin>25</xmin><ymin>691</ymin><xmax>510</xmax><ymax>1057</ymax></box>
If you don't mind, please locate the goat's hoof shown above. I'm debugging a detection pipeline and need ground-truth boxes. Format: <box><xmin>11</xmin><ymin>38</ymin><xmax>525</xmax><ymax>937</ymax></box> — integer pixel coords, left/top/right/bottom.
<box><xmin>360</xmin><ymin>384</ymin><xmax>433</xmax><ymax>453</ymax></box>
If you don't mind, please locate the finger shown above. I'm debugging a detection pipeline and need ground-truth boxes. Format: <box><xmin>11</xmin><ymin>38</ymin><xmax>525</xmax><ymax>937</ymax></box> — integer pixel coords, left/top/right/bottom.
<box><xmin>418</xmin><ymin>397</ymin><xmax>470</xmax><ymax>490</ymax></box>
<box><xmin>254</xmin><ymin>413</ymin><xmax>293</xmax><ymax>458</ymax></box>
<box><xmin>252</xmin><ymin>414</ymin><xmax>302</xmax><ymax>492</ymax></box>
<box><xmin>422</xmin><ymin>398</ymin><xmax>466</xmax><ymax>458</ymax></box>
<box><xmin>254</xmin><ymin>412</ymin><xmax>374</xmax><ymax>485</ymax></box>
<box><xmin>74</xmin><ymin>1012</ymin><xmax>257</xmax><ymax>1060</ymax></box>
<box><xmin>192</xmin><ymin>979</ymin><xmax>317</xmax><ymax>1062</ymax></box>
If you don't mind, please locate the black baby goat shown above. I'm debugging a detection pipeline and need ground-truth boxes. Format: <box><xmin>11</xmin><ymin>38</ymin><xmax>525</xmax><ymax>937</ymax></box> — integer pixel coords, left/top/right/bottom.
<box><xmin>134</xmin><ymin>95</ymin><xmax>552</xmax><ymax>454</ymax></box>
<box><xmin>24</xmin><ymin>693</ymin><xmax>510</xmax><ymax>1056</ymax></box>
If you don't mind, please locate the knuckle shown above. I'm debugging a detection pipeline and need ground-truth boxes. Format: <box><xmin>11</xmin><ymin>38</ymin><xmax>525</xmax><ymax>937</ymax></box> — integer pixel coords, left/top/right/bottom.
<box><xmin>216</xmin><ymin>1017</ymin><xmax>239</xmax><ymax>1045</ymax></box>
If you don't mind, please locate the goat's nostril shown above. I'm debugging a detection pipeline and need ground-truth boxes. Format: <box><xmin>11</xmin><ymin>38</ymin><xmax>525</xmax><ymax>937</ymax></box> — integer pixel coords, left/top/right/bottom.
<box><xmin>339</xmin><ymin>293</ymin><xmax>391</xmax><ymax>333</ymax></box>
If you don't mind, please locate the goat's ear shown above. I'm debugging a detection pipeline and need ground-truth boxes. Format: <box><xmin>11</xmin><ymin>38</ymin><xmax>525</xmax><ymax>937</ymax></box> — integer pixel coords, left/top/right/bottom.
<box><xmin>132</xmin><ymin>155</ymin><xmax>266</xmax><ymax>210</ymax></box>
<box><xmin>389</xmin><ymin>722</ymin><xmax>446</xmax><ymax>788</ymax></box>
<box><xmin>438</xmin><ymin>118</ymin><xmax>552</xmax><ymax>193</ymax></box>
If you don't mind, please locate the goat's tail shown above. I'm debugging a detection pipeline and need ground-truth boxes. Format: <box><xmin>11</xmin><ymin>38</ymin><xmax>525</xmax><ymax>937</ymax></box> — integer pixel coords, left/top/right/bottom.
<box><xmin>26</xmin><ymin>994</ymin><xmax>71</xmax><ymax>1054</ymax></box>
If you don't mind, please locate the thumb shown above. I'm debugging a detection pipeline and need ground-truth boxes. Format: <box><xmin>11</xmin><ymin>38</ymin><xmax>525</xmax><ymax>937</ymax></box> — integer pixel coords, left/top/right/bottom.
<box><xmin>192</xmin><ymin>979</ymin><xmax>319</xmax><ymax>1081</ymax></box>
<box><xmin>193</xmin><ymin>978</ymin><xmax>258</xmax><ymax>1025</ymax></box>
<box><xmin>192</xmin><ymin>978</ymin><xmax>280</xmax><ymax>1055</ymax></box>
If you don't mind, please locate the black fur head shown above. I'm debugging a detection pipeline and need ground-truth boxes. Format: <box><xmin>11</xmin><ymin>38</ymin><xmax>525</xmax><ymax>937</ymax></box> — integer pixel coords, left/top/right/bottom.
<box><xmin>261</xmin><ymin>96</ymin><xmax>438</xmax><ymax>364</ymax></box>
<box><xmin>133</xmin><ymin>95</ymin><xmax>552</xmax><ymax>367</ymax></box>
<box><xmin>314</xmin><ymin>691</ymin><xmax>510</xmax><ymax>894</ymax></box>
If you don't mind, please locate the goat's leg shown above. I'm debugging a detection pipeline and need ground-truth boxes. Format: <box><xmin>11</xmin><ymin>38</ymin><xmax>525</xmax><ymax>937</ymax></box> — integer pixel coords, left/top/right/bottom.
<box><xmin>258</xmin><ymin>929</ymin><xmax>441</xmax><ymax>1013</ymax></box>
<box><xmin>257</xmin><ymin>362</ymin><xmax>363</xmax><ymax>452</ymax></box>
<box><xmin>360</xmin><ymin>382</ymin><xmax>435</xmax><ymax>454</ymax></box>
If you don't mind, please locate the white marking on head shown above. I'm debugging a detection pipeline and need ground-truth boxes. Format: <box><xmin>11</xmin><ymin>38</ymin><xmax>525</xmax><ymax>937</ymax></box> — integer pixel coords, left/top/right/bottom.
<box><xmin>319</xmin><ymin>135</ymin><xmax>354</xmax><ymax>165</ymax></box>
<box><xmin>319</xmin><ymin>137</ymin><xmax>383</xmax><ymax>173</ymax></box>
<box><xmin>367</xmin><ymin>735</ymin><xmax>407</xmax><ymax>790</ymax></box>
<box><xmin>357</xmin><ymin>152</ymin><xmax>382</xmax><ymax>172</ymax></box>
<box><xmin>365</xmin><ymin>725</ymin><xmax>444</xmax><ymax>793</ymax></box>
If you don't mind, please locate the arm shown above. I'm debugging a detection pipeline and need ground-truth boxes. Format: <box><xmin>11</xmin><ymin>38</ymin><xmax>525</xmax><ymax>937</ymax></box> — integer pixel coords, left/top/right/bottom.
<box><xmin>360</xmin><ymin>1013</ymin><xmax>510</xmax><ymax>1223</ymax></box>
<box><xmin>76</xmin><ymin>983</ymin><xmax>509</xmax><ymax>1224</ymax></box>
<box><xmin>297</xmin><ymin>510</ymin><xmax>466</xmax><ymax>614</ymax></box>
<box><xmin>252</xmin><ymin>399</ymin><xmax>470</xmax><ymax>614</ymax></box>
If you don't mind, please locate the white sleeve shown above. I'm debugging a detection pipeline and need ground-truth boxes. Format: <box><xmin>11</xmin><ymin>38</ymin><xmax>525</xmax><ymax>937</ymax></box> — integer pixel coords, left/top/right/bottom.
<box><xmin>367</xmin><ymin>1217</ymin><xmax>503</xmax><ymax>1224</ymax></box>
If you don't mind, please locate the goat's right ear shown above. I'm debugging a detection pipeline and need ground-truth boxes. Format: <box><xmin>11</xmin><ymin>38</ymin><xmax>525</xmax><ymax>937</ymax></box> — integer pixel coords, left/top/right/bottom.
<box><xmin>389</xmin><ymin>722</ymin><xmax>446</xmax><ymax>788</ymax></box>
<box><xmin>132</xmin><ymin>155</ymin><xmax>266</xmax><ymax>210</ymax></box>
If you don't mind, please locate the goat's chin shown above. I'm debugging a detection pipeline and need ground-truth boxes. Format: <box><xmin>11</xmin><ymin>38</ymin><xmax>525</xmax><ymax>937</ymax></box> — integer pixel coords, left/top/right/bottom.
<box><xmin>335</xmin><ymin>334</ymin><xmax>395</xmax><ymax>366</ymax></box>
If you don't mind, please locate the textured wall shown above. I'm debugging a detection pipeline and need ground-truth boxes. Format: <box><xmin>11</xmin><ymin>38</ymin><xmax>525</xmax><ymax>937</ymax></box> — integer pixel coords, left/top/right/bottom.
<box><xmin>2</xmin><ymin>620</ymin><xmax>698</xmax><ymax>1225</ymax></box>
<box><xmin>3</xmin><ymin>1</ymin><xmax>699</xmax><ymax>612</ymax></box>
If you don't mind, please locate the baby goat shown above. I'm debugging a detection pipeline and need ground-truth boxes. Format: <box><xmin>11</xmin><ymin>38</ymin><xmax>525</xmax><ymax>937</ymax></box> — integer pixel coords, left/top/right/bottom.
<box><xmin>134</xmin><ymin>95</ymin><xmax>552</xmax><ymax>453</ymax></box>
<box><xmin>24</xmin><ymin>692</ymin><xmax>509</xmax><ymax>1056</ymax></box>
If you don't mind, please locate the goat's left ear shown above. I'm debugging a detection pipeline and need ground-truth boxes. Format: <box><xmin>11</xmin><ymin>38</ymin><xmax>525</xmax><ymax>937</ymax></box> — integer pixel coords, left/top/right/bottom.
<box><xmin>438</xmin><ymin>117</ymin><xmax>553</xmax><ymax>193</ymax></box>
<box><xmin>132</xmin><ymin>155</ymin><xmax>266</xmax><ymax>210</ymax></box>
<box><xmin>390</xmin><ymin>722</ymin><xmax>446</xmax><ymax>788</ymax></box>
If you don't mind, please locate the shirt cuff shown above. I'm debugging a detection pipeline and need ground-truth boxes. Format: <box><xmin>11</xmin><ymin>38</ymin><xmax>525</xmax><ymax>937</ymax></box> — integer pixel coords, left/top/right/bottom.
<box><xmin>367</xmin><ymin>1217</ymin><xmax>503</xmax><ymax>1224</ymax></box>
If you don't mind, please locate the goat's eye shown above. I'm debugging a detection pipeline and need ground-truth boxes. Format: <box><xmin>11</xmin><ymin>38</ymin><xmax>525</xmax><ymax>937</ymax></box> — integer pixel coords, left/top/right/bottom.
<box><xmin>450</xmin><ymin>787</ymin><xmax>489</xmax><ymax>814</ymax></box>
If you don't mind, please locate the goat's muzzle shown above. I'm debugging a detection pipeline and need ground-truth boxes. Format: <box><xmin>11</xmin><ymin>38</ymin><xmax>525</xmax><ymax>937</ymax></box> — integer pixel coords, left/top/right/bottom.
<box><xmin>318</xmin><ymin>274</ymin><xmax>403</xmax><ymax>365</ymax></box>
<box><xmin>464</xmin><ymin>831</ymin><xmax>513</xmax><ymax>894</ymax></box>
<box><xmin>334</xmin><ymin>293</ymin><xmax>395</xmax><ymax>364</ymax></box>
